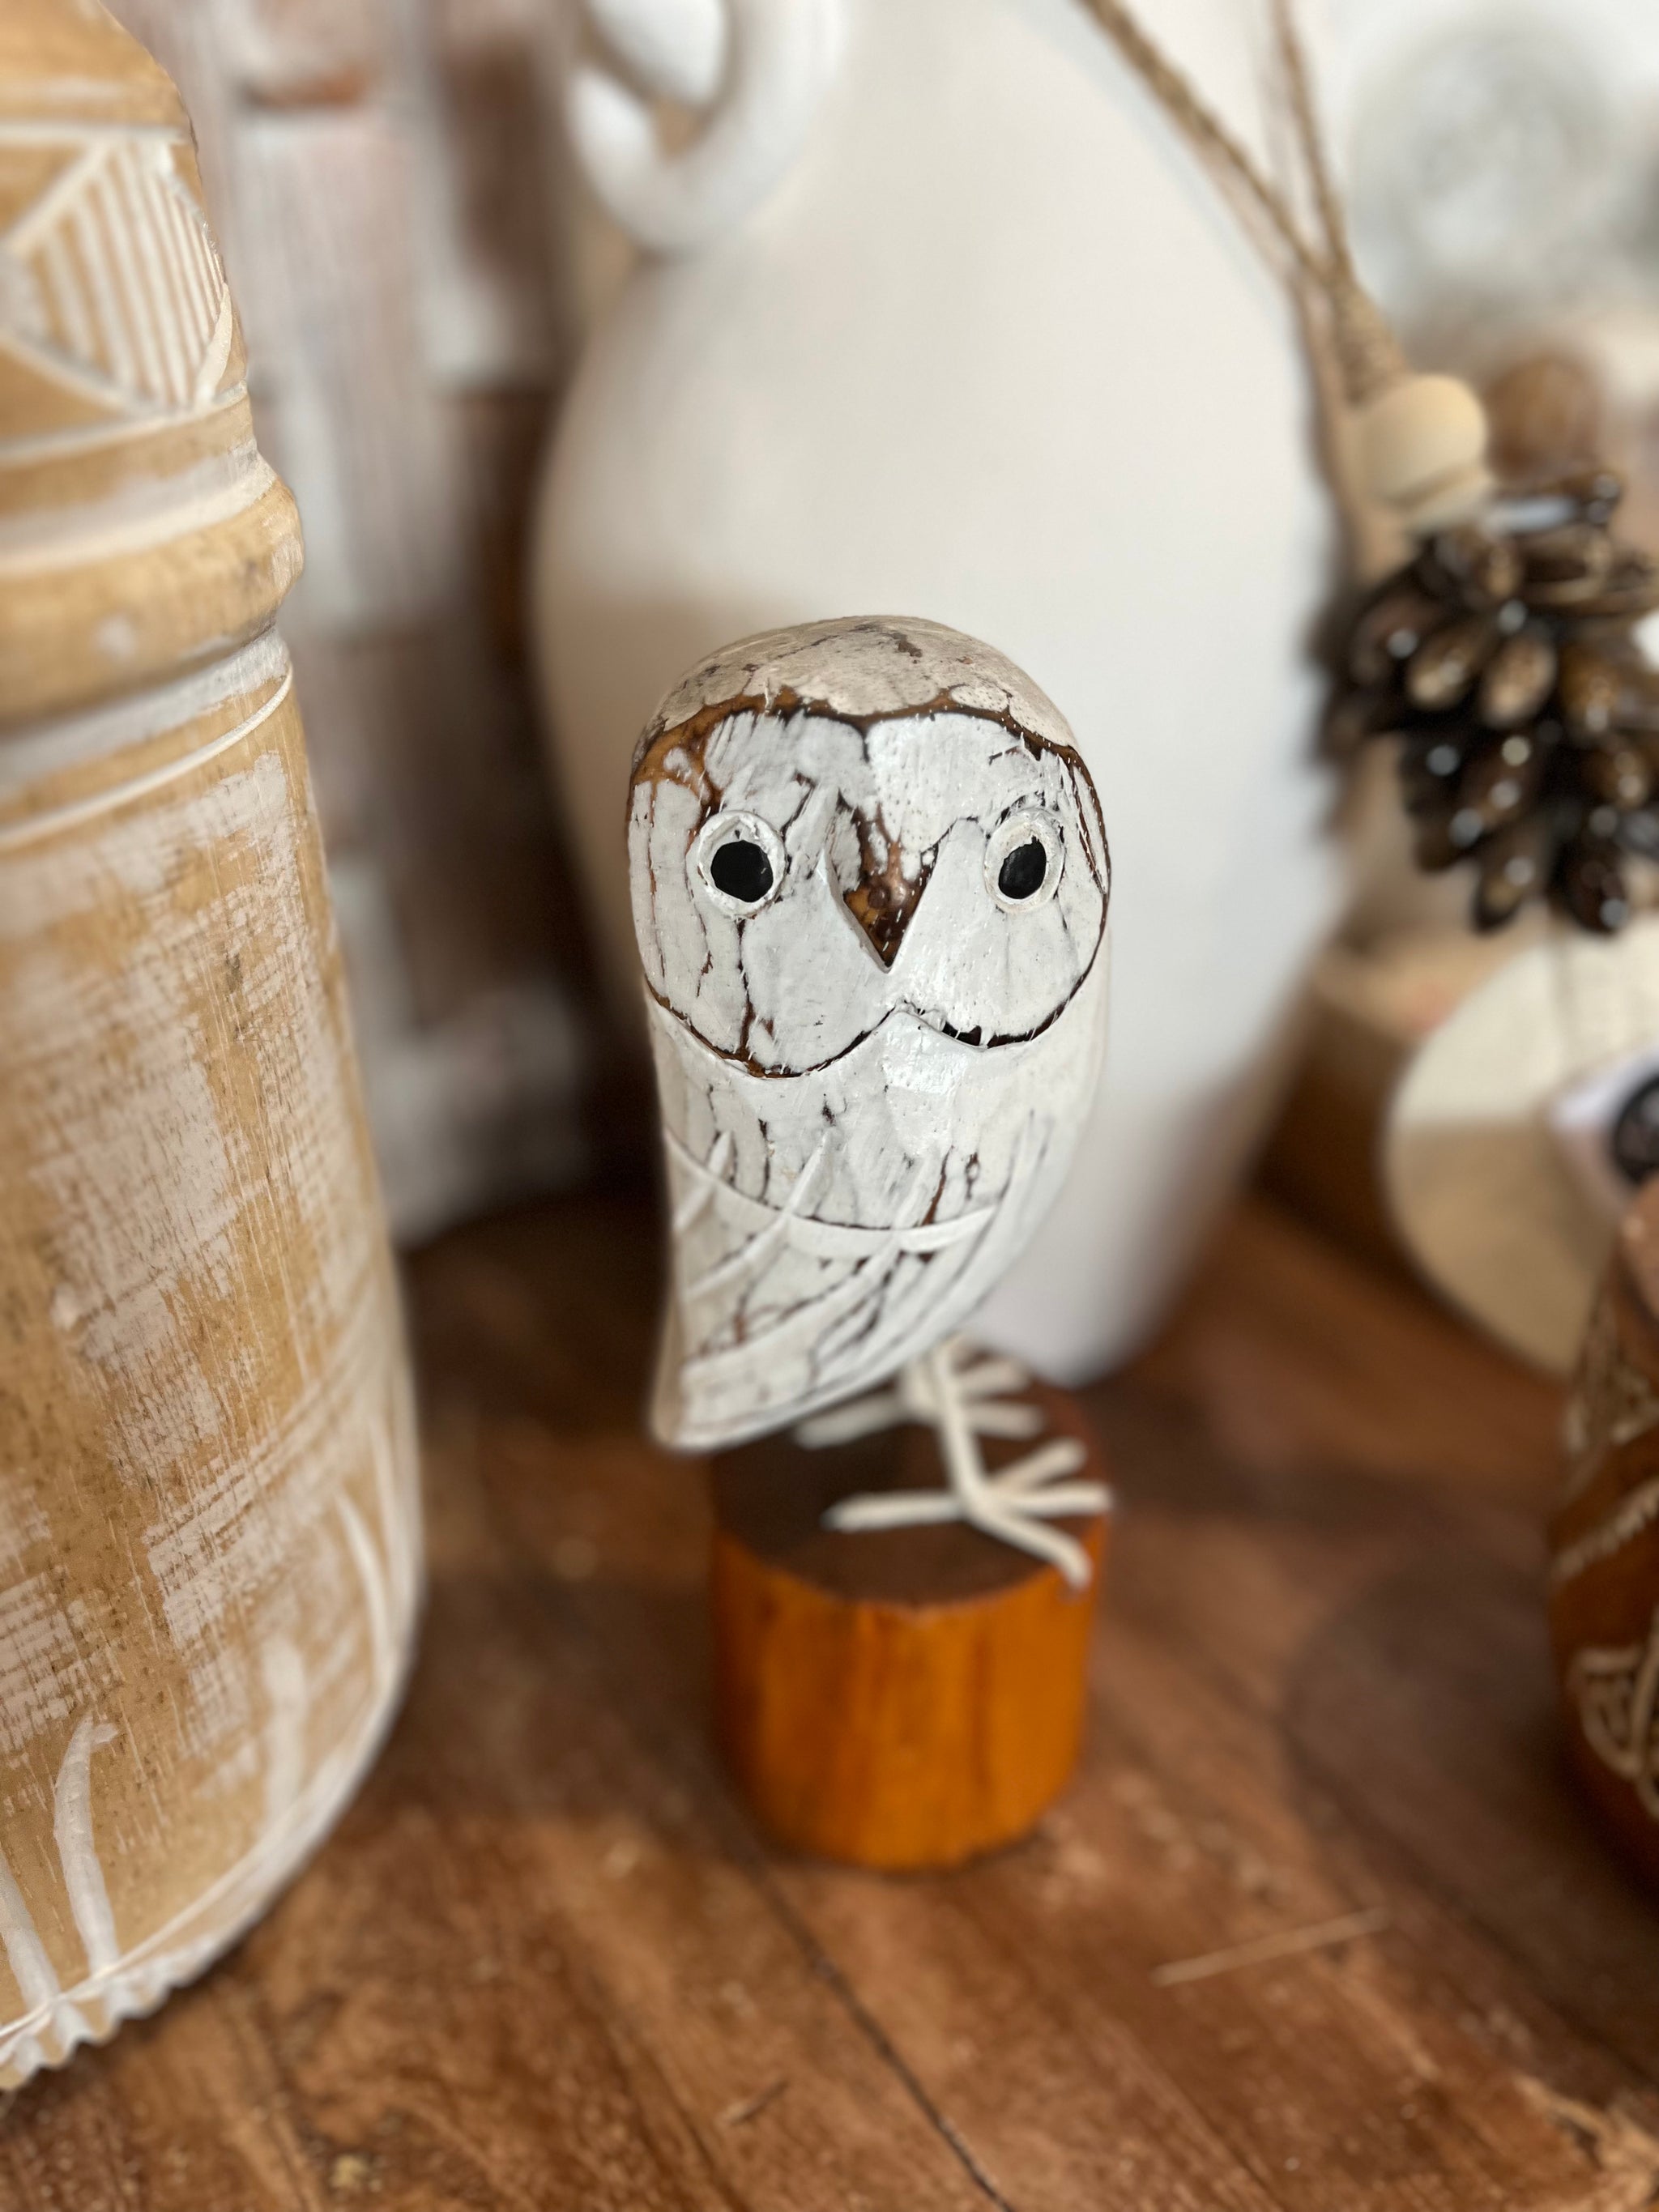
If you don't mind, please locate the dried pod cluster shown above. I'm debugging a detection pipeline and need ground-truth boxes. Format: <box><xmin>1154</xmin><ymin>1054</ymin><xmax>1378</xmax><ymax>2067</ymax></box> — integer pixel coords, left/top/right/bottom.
<box><xmin>1330</xmin><ymin>470</ymin><xmax>1659</xmax><ymax>932</ymax></box>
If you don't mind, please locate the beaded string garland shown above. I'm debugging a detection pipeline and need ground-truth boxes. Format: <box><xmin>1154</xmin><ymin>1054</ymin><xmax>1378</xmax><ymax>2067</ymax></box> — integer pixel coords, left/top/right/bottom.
<box><xmin>1085</xmin><ymin>0</ymin><xmax>1659</xmax><ymax>936</ymax></box>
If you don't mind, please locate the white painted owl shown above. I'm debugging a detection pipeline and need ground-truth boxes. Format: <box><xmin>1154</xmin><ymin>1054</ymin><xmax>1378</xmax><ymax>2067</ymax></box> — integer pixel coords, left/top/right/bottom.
<box><xmin>629</xmin><ymin>616</ymin><xmax>1111</xmax><ymax>1454</ymax></box>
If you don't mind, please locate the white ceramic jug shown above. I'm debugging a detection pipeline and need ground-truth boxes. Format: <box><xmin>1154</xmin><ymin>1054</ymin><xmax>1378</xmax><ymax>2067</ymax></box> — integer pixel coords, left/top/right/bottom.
<box><xmin>535</xmin><ymin>0</ymin><xmax>1341</xmax><ymax>1375</ymax></box>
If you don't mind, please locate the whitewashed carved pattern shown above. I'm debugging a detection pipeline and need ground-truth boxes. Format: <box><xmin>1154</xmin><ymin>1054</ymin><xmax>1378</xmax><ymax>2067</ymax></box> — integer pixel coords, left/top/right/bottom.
<box><xmin>1562</xmin><ymin>1292</ymin><xmax>1659</xmax><ymax>1507</ymax></box>
<box><xmin>1569</xmin><ymin>1610</ymin><xmax>1659</xmax><ymax>1822</ymax></box>
<box><xmin>0</xmin><ymin>1387</ymin><xmax>416</xmax><ymax>2082</ymax></box>
<box><xmin>0</xmin><ymin>125</ymin><xmax>233</xmax><ymax>418</ymax></box>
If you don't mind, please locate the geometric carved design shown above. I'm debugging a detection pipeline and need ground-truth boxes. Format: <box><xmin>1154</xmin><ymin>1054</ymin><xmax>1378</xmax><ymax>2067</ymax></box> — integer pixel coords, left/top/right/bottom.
<box><xmin>1569</xmin><ymin>1609</ymin><xmax>1659</xmax><ymax>1823</ymax></box>
<box><xmin>1561</xmin><ymin>1289</ymin><xmax>1659</xmax><ymax>1506</ymax></box>
<box><xmin>0</xmin><ymin>126</ymin><xmax>232</xmax><ymax>420</ymax></box>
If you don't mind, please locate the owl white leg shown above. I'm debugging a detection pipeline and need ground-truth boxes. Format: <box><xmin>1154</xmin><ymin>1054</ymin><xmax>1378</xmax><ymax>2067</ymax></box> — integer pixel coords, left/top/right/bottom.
<box><xmin>800</xmin><ymin>1338</ymin><xmax>1109</xmax><ymax>1591</ymax></box>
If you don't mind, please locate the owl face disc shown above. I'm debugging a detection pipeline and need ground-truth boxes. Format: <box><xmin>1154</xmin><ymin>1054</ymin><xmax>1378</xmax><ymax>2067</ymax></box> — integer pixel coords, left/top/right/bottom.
<box><xmin>629</xmin><ymin>617</ymin><xmax>1111</xmax><ymax>1451</ymax></box>
<box><xmin>629</xmin><ymin>671</ymin><xmax>1107</xmax><ymax>1076</ymax></box>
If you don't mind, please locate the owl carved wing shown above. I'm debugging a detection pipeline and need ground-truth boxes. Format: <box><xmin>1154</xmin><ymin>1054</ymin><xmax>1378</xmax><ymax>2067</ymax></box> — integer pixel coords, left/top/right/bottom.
<box><xmin>655</xmin><ymin>1111</ymin><xmax>1015</xmax><ymax>1449</ymax></box>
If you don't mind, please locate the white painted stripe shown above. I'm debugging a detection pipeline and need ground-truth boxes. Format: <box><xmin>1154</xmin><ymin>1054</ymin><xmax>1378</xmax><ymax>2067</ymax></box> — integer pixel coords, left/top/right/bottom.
<box><xmin>672</xmin><ymin>1128</ymin><xmax>732</xmax><ymax>1234</ymax></box>
<box><xmin>0</xmin><ymin>630</ymin><xmax>288</xmax><ymax>793</ymax></box>
<box><xmin>0</xmin><ymin>1645</ymin><xmax>411</xmax><ymax>2075</ymax></box>
<box><xmin>156</xmin><ymin>177</ymin><xmax>211</xmax><ymax>356</ymax></box>
<box><xmin>2</xmin><ymin>144</ymin><xmax>107</xmax><ymax>258</ymax></box>
<box><xmin>70</xmin><ymin>191</ymin><xmax>134</xmax><ymax>392</ymax></box>
<box><xmin>171</xmin><ymin>186</ymin><xmax>219</xmax><ymax>335</ymax></box>
<box><xmin>0</xmin><ymin>446</ymin><xmax>275</xmax><ymax>574</ymax></box>
<box><xmin>53</xmin><ymin>1720</ymin><xmax>120</xmax><ymax>1977</ymax></box>
<box><xmin>0</xmin><ymin>667</ymin><xmax>293</xmax><ymax>855</ymax></box>
<box><xmin>0</xmin><ymin>1848</ymin><xmax>59</xmax><ymax>2014</ymax></box>
<box><xmin>260</xmin><ymin>1640</ymin><xmax>309</xmax><ymax>1831</ymax></box>
<box><xmin>178</xmin><ymin>190</ymin><xmax>216</xmax><ymax>335</ymax></box>
<box><xmin>94</xmin><ymin>164</ymin><xmax>165</xmax><ymax>401</ymax></box>
<box><xmin>121</xmin><ymin>144</ymin><xmax>187</xmax><ymax>404</ymax></box>
<box><xmin>0</xmin><ymin>321</ymin><xmax>134</xmax><ymax>417</ymax></box>
<box><xmin>38</xmin><ymin>229</ymin><xmax>94</xmax><ymax>364</ymax></box>
<box><xmin>1552</xmin><ymin>1474</ymin><xmax>1659</xmax><ymax>1588</ymax></box>
<box><xmin>0</xmin><ymin>381</ymin><xmax>244</xmax><ymax>469</ymax></box>
<box><xmin>194</xmin><ymin>292</ymin><xmax>235</xmax><ymax>408</ymax></box>
<box><xmin>0</xmin><ymin>123</ymin><xmax>183</xmax><ymax>152</ymax></box>
<box><xmin>134</xmin><ymin>150</ymin><xmax>199</xmax><ymax>401</ymax></box>
<box><xmin>339</xmin><ymin>1497</ymin><xmax>394</xmax><ymax>1704</ymax></box>
<box><xmin>369</xmin><ymin>1409</ymin><xmax>413</xmax><ymax>1623</ymax></box>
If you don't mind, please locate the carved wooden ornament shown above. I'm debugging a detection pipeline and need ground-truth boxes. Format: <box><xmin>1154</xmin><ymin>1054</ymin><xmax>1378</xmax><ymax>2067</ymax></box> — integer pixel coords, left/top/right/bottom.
<box><xmin>629</xmin><ymin>616</ymin><xmax>1111</xmax><ymax>1454</ymax></box>
<box><xmin>0</xmin><ymin>2</ymin><xmax>419</xmax><ymax>2083</ymax></box>
<box><xmin>1552</xmin><ymin>1179</ymin><xmax>1659</xmax><ymax>1883</ymax></box>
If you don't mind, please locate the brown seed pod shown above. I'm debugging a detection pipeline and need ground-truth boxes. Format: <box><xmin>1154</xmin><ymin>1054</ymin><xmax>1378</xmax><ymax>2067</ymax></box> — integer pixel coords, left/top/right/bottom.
<box><xmin>1455</xmin><ymin>731</ymin><xmax>1546</xmax><ymax>833</ymax></box>
<box><xmin>1422</xmin><ymin>525</ymin><xmax>1525</xmax><ymax>607</ymax></box>
<box><xmin>1479</xmin><ymin>625</ymin><xmax>1557</xmax><ymax>728</ymax></box>
<box><xmin>1549</xmin><ymin>463</ymin><xmax>1626</xmax><ymax>524</ymax></box>
<box><xmin>1322</xmin><ymin>688</ymin><xmax>1397</xmax><ymax>760</ymax></box>
<box><xmin>1406</xmin><ymin>613</ymin><xmax>1496</xmax><ymax>711</ymax></box>
<box><xmin>1560</xmin><ymin>642</ymin><xmax>1630</xmax><ymax>739</ymax></box>
<box><xmin>1587</xmin><ymin>645</ymin><xmax>1659</xmax><ymax>734</ymax></box>
<box><xmin>1560</xmin><ymin>835</ymin><xmax>1631</xmax><ymax>933</ymax></box>
<box><xmin>1397</xmin><ymin>727</ymin><xmax>1473</xmax><ymax>806</ymax></box>
<box><xmin>1473</xmin><ymin>812</ymin><xmax>1558</xmax><ymax>930</ymax></box>
<box><xmin>1411</xmin><ymin>795</ymin><xmax>1479</xmax><ymax>872</ymax></box>
<box><xmin>1346</xmin><ymin>582</ymin><xmax>1444</xmax><ymax>688</ymax></box>
<box><xmin>1329</xmin><ymin>453</ymin><xmax>1658</xmax><ymax>936</ymax></box>
<box><xmin>1582</xmin><ymin>744</ymin><xmax>1655</xmax><ymax>811</ymax></box>
<box><xmin>1572</xmin><ymin>549</ymin><xmax>1659</xmax><ymax>621</ymax></box>
<box><xmin>1522</xmin><ymin>522</ymin><xmax>1616</xmax><ymax>607</ymax></box>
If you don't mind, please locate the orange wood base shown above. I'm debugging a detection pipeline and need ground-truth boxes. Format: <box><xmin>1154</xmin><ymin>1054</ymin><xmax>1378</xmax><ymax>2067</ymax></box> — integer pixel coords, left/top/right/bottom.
<box><xmin>709</xmin><ymin>1387</ymin><xmax>1108</xmax><ymax>1871</ymax></box>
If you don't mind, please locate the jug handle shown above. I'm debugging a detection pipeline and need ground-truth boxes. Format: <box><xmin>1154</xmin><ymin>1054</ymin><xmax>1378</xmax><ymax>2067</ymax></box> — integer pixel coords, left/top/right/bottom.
<box><xmin>567</xmin><ymin>0</ymin><xmax>845</xmax><ymax>254</ymax></box>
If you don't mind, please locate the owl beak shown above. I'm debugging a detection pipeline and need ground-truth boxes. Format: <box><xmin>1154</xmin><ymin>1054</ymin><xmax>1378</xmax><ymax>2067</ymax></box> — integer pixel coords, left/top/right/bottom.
<box><xmin>845</xmin><ymin>865</ymin><xmax>928</xmax><ymax>969</ymax></box>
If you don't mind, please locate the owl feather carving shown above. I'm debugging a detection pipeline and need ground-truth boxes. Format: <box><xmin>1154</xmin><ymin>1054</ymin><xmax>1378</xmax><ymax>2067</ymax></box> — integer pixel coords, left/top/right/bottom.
<box><xmin>629</xmin><ymin>617</ymin><xmax>1111</xmax><ymax>1492</ymax></box>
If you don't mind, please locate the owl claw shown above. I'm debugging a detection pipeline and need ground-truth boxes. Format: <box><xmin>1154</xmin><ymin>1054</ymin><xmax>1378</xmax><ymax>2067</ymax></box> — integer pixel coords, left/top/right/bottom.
<box><xmin>811</xmin><ymin>1340</ymin><xmax>1110</xmax><ymax>1591</ymax></box>
<box><xmin>825</xmin><ymin>1474</ymin><xmax>1105</xmax><ymax>1589</ymax></box>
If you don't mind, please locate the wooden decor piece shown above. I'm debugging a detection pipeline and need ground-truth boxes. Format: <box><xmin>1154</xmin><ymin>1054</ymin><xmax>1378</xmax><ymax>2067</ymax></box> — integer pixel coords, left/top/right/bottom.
<box><xmin>0</xmin><ymin>1</ymin><xmax>420</xmax><ymax>2086</ymax></box>
<box><xmin>629</xmin><ymin>617</ymin><xmax>1113</xmax><ymax>1865</ymax></box>
<box><xmin>1385</xmin><ymin>917</ymin><xmax>1659</xmax><ymax>1374</ymax></box>
<box><xmin>711</xmin><ymin>1383</ymin><xmax>1109</xmax><ymax>1869</ymax></box>
<box><xmin>1552</xmin><ymin>1174</ymin><xmax>1659</xmax><ymax>1883</ymax></box>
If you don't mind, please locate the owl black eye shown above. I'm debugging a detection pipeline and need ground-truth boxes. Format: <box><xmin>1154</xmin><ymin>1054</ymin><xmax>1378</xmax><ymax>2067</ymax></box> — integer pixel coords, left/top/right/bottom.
<box><xmin>710</xmin><ymin>837</ymin><xmax>774</xmax><ymax>905</ymax></box>
<box><xmin>996</xmin><ymin>840</ymin><xmax>1047</xmax><ymax>901</ymax></box>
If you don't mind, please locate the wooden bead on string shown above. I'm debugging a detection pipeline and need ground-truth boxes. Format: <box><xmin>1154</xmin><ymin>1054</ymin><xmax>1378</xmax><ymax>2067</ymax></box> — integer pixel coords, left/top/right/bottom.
<box><xmin>1352</xmin><ymin>373</ymin><xmax>1495</xmax><ymax>537</ymax></box>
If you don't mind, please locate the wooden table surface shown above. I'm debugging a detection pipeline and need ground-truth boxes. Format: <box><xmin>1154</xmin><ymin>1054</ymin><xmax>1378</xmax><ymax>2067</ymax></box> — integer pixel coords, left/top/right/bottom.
<box><xmin>6</xmin><ymin>1185</ymin><xmax>1659</xmax><ymax>2212</ymax></box>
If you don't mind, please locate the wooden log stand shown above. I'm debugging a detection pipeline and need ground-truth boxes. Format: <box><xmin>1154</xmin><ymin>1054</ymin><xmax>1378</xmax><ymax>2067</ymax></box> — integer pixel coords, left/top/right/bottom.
<box><xmin>710</xmin><ymin>1386</ymin><xmax>1109</xmax><ymax>1871</ymax></box>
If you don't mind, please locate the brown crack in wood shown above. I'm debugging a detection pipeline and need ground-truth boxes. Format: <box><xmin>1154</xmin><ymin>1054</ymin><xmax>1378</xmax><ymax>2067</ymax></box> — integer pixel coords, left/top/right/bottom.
<box><xmin>629</xmin><ymin>676</ymin><xmax>1095</xmax><ymax>788</ymax></box>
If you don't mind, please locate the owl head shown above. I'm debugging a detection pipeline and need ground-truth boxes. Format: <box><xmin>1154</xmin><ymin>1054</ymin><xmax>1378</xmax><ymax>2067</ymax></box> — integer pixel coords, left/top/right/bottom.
<box><xmin>627</xmin><ymin>617</ymin><xmax>1108</xmax><ymax>1074</ymax></box>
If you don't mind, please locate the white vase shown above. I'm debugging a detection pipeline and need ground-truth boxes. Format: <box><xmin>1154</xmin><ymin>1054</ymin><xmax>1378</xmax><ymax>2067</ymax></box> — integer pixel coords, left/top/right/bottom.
<box><xmin>534</xmin><ymin>0</ymin><xmax>1342</xmax><ymax>1375</ymax></box>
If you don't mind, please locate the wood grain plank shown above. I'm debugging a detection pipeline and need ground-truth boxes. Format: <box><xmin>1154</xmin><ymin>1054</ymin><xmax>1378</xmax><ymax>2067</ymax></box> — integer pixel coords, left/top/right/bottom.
<box><xmin>455</xmin><ymin>1195</ymin><xmax>1659</xmax><ymax>2211</ymax></box>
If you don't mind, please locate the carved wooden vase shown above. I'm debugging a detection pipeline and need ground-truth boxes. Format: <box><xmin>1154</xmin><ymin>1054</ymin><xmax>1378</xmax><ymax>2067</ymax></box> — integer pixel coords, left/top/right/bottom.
<box><xmin>1551</xmin><ymin>1178</ymin><xmax>1659</xmax><ymax>1883</ymax></box>
<box><xmin>0</xmin><ymin>0</ymin><xmax>420</xmax><ymax>2083</ymax></box>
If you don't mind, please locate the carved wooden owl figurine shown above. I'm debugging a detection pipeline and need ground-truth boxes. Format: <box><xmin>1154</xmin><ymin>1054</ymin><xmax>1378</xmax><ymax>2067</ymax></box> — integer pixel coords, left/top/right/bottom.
<box><xmin>628</xmin><ymin>617</ymin><xmax>1111</xmax><ymax>1487</ymax></box>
